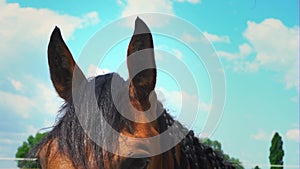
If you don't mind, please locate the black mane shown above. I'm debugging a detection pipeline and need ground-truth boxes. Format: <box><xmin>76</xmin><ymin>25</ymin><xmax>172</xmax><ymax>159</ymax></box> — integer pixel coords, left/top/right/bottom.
<box><xmin>36</xmin><ymin>73</ymin><xmax>130</xmax><ymax>168</ymax></box>
<box><xmin>35</xmin><ymin>73</ymin><xmax>236</xmax><ymax>169</ymax></box>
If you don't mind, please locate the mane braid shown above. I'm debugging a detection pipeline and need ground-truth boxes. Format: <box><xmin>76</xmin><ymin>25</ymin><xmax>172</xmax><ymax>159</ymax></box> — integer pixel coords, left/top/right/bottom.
<box><xmin>157</xmin><ymin>110</ymin><xmax>236</xmax><ymax>169</ymax></box>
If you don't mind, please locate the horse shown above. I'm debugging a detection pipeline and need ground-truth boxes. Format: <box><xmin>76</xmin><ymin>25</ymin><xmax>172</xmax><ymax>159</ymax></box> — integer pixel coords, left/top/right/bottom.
<box><xmin>34</xmin><ymin>17</ymin><xmax>236</xmax><ymax>169</ymax></box>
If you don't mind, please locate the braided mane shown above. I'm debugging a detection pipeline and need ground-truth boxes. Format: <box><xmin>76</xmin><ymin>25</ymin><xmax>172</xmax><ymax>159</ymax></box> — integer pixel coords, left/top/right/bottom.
<box><xmin>158</xmin><ymin>110</ymin><xmax>236</xmax><ymax>169</ymax></box>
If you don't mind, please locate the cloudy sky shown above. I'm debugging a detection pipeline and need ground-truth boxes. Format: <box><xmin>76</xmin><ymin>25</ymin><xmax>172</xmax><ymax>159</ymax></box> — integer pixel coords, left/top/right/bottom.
<box><xmin>0</xmin><ymin>0</ymin><xmax>299</xmax><ymax>168</ymax></box>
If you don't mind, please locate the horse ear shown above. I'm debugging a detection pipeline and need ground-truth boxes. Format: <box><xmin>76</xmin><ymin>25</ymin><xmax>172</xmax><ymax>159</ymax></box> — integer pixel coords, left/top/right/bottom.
<box><xmin>127</xmin><ymin>17</ymin><xmax>156</xmax><ymax>110</ymax></box>
<box><xmin>48</xmin><ymin>27</ymin><xmax>87</xmax><ymax>100</ymax></box>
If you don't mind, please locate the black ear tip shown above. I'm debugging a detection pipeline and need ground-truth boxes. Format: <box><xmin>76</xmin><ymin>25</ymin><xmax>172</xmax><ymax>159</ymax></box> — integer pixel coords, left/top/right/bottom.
<box><xmin>51</xmin><ymin>26</ymin><xmax>61</xmax><ymax>36</ymax></box>
<box><xmin>134</xmin><ymin>17</ymin><xmax>151</xmax><ymax>35</ymax></box>
<box><xmin>135</xmin><ymin>16</ymin><xmax>142</xmax><ymax>23</ymax></box>
<box><xmin>52</xmin><ymin>26</ymin><xmax>61</xmax><ymax>34</ymax></box>
<box><xmin>50</xmin><ymin>26</ymin><xmax>63</xmax><ymax>42</ymax></box>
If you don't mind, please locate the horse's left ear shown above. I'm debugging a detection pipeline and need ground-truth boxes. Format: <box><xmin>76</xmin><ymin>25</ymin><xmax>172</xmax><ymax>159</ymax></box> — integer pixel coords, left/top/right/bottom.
<box><xmin>48</xmin><ymin>27</ymin><xmax>87</xmax><ymax>100</ymax></box>
<box><xmin>127</xmin><ymin>17</ymin><xmax>156</xmax><ymax>110</ymax></box>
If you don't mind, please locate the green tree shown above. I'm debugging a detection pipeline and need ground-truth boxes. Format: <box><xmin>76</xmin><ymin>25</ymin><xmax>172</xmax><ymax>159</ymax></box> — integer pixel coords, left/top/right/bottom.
<box><xmin>254</xmin><ymin>165</ymin><xmax>260</xmax><ymax>169</ymax></box>
<box><xmin>15</xmin><ymin>132</ymin><xmax>47</xmax><ymax>168</ymax></box>
<box><xmin>201</xmin><ymin>138</ymin><xmax>244</xmax><ymax>169</ymax></box>
<box><xmin>201</xmin><ymin>138</ymin><xmax>222</xmax><ymax>151</ymax></box>
<box><xmin>269</xmin><ymin>132</ymin><xmax>284</xmax><ymax>169</ymax></box>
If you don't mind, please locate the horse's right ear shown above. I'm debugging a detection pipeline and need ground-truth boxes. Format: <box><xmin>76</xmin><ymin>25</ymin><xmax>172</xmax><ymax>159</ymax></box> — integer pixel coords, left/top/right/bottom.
<box><xmin>48</xmin><ymin>27</ymin><xmax>87</xmax><ymax>100</ymax></box>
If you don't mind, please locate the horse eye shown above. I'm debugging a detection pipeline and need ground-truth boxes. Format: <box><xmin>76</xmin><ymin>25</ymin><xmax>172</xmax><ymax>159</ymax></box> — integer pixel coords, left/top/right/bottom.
<box><xmin>121</xmin><ymin>158</ymin><xmax>150</xmax><ymax>169</ymax></box>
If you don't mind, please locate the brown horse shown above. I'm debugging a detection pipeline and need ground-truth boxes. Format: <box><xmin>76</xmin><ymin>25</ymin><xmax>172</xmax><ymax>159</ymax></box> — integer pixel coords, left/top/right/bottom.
<box><xmin>34</xmin><ymin>17</ymin><xmax>236</xmax><ymax>169</ymax></box>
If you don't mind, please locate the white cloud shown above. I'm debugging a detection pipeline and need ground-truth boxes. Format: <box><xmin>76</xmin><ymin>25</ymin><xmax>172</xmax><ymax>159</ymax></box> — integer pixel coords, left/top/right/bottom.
<box><xmin>251</xmin><ymin>130</ymin><xmax>269</xmax><ymax>140</ymax></box>
<box><xmin>172</xmin><ymin>49</ymin><xmax>184</xmax><ymax>59</ymax></box>
<box><xmin>251</xmin><ymin>130</ymin><xmax>277</xmax><ymax>141</ymax></box>
<box><xmin>244</xmin><ymin>19</ymin><xmax>298</xmax><ymax>68</ymax></box>
<box><xmin>239</xmin><ymin>43</ymin><xmax>252</xmax><ymax>56</ymax></box>
<box><xmin>156</xmin><ymin>87</ymin><xmax>211</xmax><ymax>114</ymax></box>
<box><xmin>117</xmin><ymin>0</ymin><xmax>125</xmax><ymax>6</ymax></box>
<box><xmin>119</xmin><ymin>0</ymin><xmax>175</xmax><ymax>27</ymax></box>
<box><xmin>203</xmin><ymin>31</ymin><xmax>230</xmax><ymax>43</ymax></box>
<box><xmin>87</xmin><ymin>64</ymin><xmax>111</xmax><ymax>77</ymax></box>
<box><xmin>181</xmin><ymin>31</ymin><xmax>224</xmax><ymax>44</ymax></box>
<box><xmin>216</xmin><ymin>51</ymin><xmax>236</xmax><ymax>60</ymax></box>
<box><xmin>290</xmin><ymin>95</ymin><xmax>298</xmax><ymax>103</ymax></box>
<box><xmin>155</xmin><ymin>46</ymin><xmax>185</xmax><ymax>61</ymax></box>
<box><xmin>176</xmin><ymin>0</ymin><xmax>201</xmax><ymax>4</ymax></box>
<box><xmin>244</xmin><ymin>18</ymin><xmax>299</xmax><ymax>90</ymax></box>
<box><xmin>291</xmin><ymin>123</ymin><xmax>299</xmax><ymax>128</ymax></box>
<box><xmin>182</xmin><ymin>32</ymin><xmax>199</xmax><ymax>43</ymax></box>
<box><xmin>0</xmin><ymin>77</ymin><xmax>60</xmax><ymax>119</ymax></box>
<box><xmin>0</xmin><ymin>90</ymin><xmax>35</xmax><ymax>118</ymax></box>
<box><xmin>35</xmin><ymin>82</ymin><xmax>61</xmax><ymax>115</ymax></box>
<box><xmin>120</xmin><ymin>0</ymin><xmax>174</xmax><ymax>16</ymax></box>
<box><xmin>217</xmin><ymin>43</ymin><xmax>252</xmax><ymax>60</ymax></box>
<box><xmin>82</xmin><ymin>11</ymin><xmax>100</xmax><ymax>27</ymax></box>
<box><xmin>217</xmin><ymin>43</ymin><xmax>258</xmax><ymax>72</ymax></box>
<box><xmin>26</xmin><ymin>125</ymin><xmax>40</xmax><ymax>136</ymax></box>
<box><xmin>9</xmin><ymin>78</ymin><xmax>23</xmax><ymax>91</ymax></box>
<box><xmin>0</xmin><ymin>0</ymin><xmax>99</xmax><ymax>69</ymax></box>
<box><xmin>188</xmin><ymin>0</ymin><xmax>201</xmax><ymax>3</ymax></box>
<box><xmin>251</xmin><ymin>130</ymin><xmax>297</xmax><ymax>143</ymax></box>
<box><xmin>285</xmin><ymin>129</ymin><xmax>299</xmax><ymax>142</ymax></box>
<box><xmin>220</xmin><ymin>18</ymin><xmax>299</xmax><ymax>91</ymax></box>
<box><xmin>0</xmin><ymin>138</ymin><xmax>20</xmax><ymax>145</ymax></box>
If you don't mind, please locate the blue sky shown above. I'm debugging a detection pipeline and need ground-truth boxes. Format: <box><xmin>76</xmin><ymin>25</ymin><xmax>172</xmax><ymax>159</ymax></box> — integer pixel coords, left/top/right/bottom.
<box><xmin>0</xmin><ymin>0</ymin><xmax>299</xmax><ymax>168</ymax></box>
